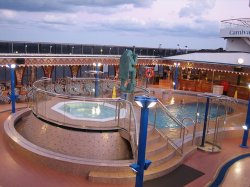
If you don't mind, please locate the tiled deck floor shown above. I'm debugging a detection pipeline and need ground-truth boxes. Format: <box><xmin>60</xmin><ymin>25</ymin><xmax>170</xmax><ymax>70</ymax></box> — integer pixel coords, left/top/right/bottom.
<box><xmin>1</xmin><ymin>102</ymin><xmax>250</xmax><ymax>187</ymax></box>
<box><xmin>0</xmin><ymin>104</ymin><xmax>133</xmax><ymax>187</ymax></box>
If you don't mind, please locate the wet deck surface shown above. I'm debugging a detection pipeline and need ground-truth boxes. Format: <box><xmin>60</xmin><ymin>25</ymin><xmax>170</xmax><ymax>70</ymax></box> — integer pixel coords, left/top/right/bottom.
<box><xmin>0</xmin><ymin>104</ymin><xmax>133</xmax><ymax>187</ymax></box>
<box><xmin>1</xmin><ymin>100</ymin><xmax>250</xmax><ymax>187</ymax></box>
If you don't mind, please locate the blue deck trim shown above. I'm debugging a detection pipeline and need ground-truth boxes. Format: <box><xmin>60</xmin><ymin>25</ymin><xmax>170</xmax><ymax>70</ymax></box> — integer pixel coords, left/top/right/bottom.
<box><xmin>209</xmin><ymin>153</ymin><xmax>250</xmax><ymax>187</ymax></box>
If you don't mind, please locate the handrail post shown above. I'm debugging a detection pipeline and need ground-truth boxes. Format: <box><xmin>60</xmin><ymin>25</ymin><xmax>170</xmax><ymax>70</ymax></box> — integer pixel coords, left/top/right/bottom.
<box><xmin>192</xmin><ymin>97</ymin><xmax>199</xmax><ymax>145</ymax></box>
<box><xmin>115</xmin><ymin>102</ymin><xmax>118</xmax><ymax>121</ymax></box>
<box><xmin>117</xmin><ymin>102</ymin><xmax>120</xmax><ymax>127</ymax></box>
<box><xmin>181</xmin><ymin>127</ymin><xmax>185</xmax><ymax>154</ymax></box>
<box><xmin>129</xmin><ymin>103</ymin><xmax>132</xmax><ymax>133</ymax></box>
<box><xmin>153</xmin><ymin>104</ymin><xmax>157</xmax><ymax>129</ymax></box>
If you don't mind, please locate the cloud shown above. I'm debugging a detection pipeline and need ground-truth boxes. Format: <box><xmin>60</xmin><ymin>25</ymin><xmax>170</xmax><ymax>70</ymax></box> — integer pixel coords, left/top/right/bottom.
<box><xmin>85</xmin><ymin>17</ymin><xmax>219</xmax><ymax>39</ymax></box>
<box><xmin>179</xmin><ymin>0</ymin><xmax>216</xmax><ymax>18</ymax></box>
<box><xmin>0</xmin><ymin>9</ymin><xmax>21</xmax><ymax>24</ymax></box>
<box><xmin>63</xmin><ymin>0</ymin><xmax>155</xmax><ymax>7</ymax></box>
<box><xmin>0</xmin><ymin>9</ymin><xmax>16</xmax><ymax>18</ymax></box>
<box><xmin>43</xmin><ymin>14</ymin><xmax>77</xmax><ymax>25</ymax></box>
<box><xmin>0</xmin><ymin>0</ymin><xmax>70</xmax><ymax>12</ymax></box>
<box><xmin>0</xmin><ymin>0</ymin><xmax>155</xmax><ymax>12</ymax></box>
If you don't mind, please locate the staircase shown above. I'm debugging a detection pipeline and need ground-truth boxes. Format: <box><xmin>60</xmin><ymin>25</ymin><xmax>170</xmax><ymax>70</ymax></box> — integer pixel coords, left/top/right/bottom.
<box><xmin>88</xmin><ymin>127</ymin><xmax>196</xmax><ymax>184</ymax></box>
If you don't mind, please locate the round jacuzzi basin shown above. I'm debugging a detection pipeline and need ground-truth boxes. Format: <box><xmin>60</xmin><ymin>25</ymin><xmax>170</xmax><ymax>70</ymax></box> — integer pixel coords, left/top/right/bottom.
<box><xmin>51</xmin><ymin>101</ymin><xmax>126</xmax><ymax>122</ymax></box>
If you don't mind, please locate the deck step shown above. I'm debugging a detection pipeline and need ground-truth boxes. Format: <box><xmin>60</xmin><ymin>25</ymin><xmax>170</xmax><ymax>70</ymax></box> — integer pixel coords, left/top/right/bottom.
<box><xmin>147</xmin><ymin>130</ymin><xmax>161</xmax><ymax>145</ymax></box>
<box><xmin>88</xmin><ymin>130</ymin><xmax>197</xmax><ymax>184</ymax></box>
<box><xmin>148</xmin><ymin>149</ymin><xmax>176</xmax><ymax>167</ymax></box>
<box><xmin>88</xmin><ymin>169</ymin><xmax>136</xmax><ymax>184</ymax></box>
<box><xmin>146</xmin><ymin>140</ymin><xmax>168</xmax><ymax>157</ymax></box>
<box><xmin>88</xmin><ymin>155</ymin><xmax>183</xmax><ymax>184</ymax></box>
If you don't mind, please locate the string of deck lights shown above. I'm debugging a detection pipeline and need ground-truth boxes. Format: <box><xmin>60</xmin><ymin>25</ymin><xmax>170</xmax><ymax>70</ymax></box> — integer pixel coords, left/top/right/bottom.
<box><xmin>0</xmin><ymin>65</ymin><xmax>249</xmax><ymax>76</ymax></box>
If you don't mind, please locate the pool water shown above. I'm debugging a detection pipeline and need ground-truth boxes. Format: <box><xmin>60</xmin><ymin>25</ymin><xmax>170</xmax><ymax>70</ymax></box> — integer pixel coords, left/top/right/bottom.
<box><xmin>60</xmin><ymin>102</ymin><xmax>116</xmax><ymax>119</ymax></box>
<box><xmin>52</xmin><ymin>101</ymin><xmax>126</xmax><ymax>121</ymax></box>
<box><xmin>149</xmin><ymin>102</ymin><xmax>232</xmax><ymax>128</ymax></box>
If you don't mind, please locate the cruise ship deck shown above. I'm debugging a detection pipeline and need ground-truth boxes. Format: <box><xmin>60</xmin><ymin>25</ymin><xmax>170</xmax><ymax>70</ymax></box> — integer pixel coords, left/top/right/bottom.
<box><xmin>0</xmin><ymin>18</ymin><xmax>250</xmax><ymax>186</ymax></box>
<box><xmin>1</xmin><ymin>90</ymin><xmax>250</xmax><ymax>187</ymax></box>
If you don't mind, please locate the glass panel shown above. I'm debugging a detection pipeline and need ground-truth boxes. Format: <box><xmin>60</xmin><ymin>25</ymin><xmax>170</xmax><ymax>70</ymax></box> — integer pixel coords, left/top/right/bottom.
<box><xmin>0</xmin><ymin>42</ymin><xmax>12</xmax><ymax>53</ymax></box>
<box><xmin>37</xmin><ymin>67</ymin><xmax>44</xmax><ymax>79</ymax></box>
<box><xmin>13</xmin><ymin>42</ymin><xmax>26</xmax><ymax>53</ymax></box>
<box><xmin>0</xmin><ymin>67</ymin><xmax>6</xmax><ymax>81</ymax></box>
<box><xmin>64</xmin><ymin>66</ymin><xmax>71</xmax><ymax>78</ymax></box>
<box><xmin>22</xmin><ymin>67</ymin><xmax>31</xmax><ymax>85</ymax></box>
<box><xmin>56</xmin><ymin>66</ymin><xmax>64</xmax><ymax>79</ymax></box>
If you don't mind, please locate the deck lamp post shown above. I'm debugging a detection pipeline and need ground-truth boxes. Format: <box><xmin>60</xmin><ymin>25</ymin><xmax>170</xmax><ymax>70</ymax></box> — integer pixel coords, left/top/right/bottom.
<box><xmin>25</xmin><ymin>45</ymin><xmax>27</xmax><ymax>54</ymax></box>
<box><xmin>6</xmin><ymin>63</ymin><xmax>17</xmax><ymax>113</ymax></box>
<box><xmin>200</xmin><ymin>96</ymin><xmax>210</xmax><ymax>147</ymax></box>
<box><xmin>130</xmin><ymin>96</ymin><xmax>158</xmax><ymax>187</ymax></box>
<box><xmin>173</xmin><ymin>62</ymin><xmax>180</xmax><ymax>90</ymax></box>
<box><xmin>237</xmin><ymin>58</ymin><xmax>244</xmax><ymax>85</ymax></box>
<box><xmin>93</xmin><ymin>62</ymin><xmax>101</xmax><ymax>97</ymax></box>
<box><xmin>240</xmin><ymin>83</ymin><xmax>250</xmax><ymax>148</ymax></box>
<box><xmin>50</xmin><ymin>45</ymin><xmax>52</xmax><ymax>54</ymax></box>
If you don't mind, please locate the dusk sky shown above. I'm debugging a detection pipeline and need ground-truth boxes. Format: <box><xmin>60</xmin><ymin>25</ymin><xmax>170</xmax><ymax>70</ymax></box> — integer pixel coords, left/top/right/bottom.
<box><xmin>0</xmin><ymin>0</ymin><xmax>249</xmax><ymax>50</ymax></box>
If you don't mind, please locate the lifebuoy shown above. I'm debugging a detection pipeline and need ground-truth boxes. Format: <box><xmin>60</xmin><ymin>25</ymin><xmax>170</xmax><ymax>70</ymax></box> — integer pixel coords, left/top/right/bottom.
<box><xmin>145</xmin><ymin>68</ymin><xmax>154</xmax><ymax>78</ymax></box>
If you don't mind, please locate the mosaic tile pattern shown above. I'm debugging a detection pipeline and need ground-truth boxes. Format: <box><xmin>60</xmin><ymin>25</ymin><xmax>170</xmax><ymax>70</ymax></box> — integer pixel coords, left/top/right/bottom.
<box><xmin>15</xmin><ymin>113</ymin><xmax>132</xmax><ymax>160</ymax></box>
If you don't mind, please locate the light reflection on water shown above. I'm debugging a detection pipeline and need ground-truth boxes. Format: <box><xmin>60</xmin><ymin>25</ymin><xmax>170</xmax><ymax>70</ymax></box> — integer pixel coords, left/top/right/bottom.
<box><xmin>149</xmin><ymin>102</ymin><xmax>232</xmax><ymax>128</ymax></box>
<box><xmin>60</xmin><ymin>102</ymin><xmax>116</xmax><ymax>119</ymax></box>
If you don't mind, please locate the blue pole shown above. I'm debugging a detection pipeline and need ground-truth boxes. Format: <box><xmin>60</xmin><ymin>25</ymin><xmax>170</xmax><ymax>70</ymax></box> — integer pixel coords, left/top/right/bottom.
<box><xmin>174</xmin><ymin>66</ymin><xmax>178</xmax><ymax>90</ymax></box>
<box><xmin>201</xmin><ymin>97</ymin><xmax>210</xmax><ymax>147</ymax></box>
<box><xmin>135</xmin><ymin>102</ymin><xmax>149</xmax><ymax>187</ymax></box>
<box><xmin>10</xmin><ymin>67</ymin><xmax>16</xmax><ymax>113</ymax></box>
<box><xmin>95</xmin><ymin>64</ymin><xmax>99</xmax><ymax>97</ymax></box>
<box><xmin>240</xmin><ymin>99</ymin><xmax>250</xmax><ymax>148</ymax></box>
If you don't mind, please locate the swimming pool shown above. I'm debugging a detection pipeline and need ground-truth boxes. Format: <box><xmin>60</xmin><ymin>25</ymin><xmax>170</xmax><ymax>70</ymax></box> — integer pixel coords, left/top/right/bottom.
<box><xmin>51</xmin><ymin>101</ymin><xmax>126</xmax><ymax>122</ymax></box>
<box><xmin>149</xmin><ymin>102</ymin><xmax>232</xmax><ymax>128</ymax></box>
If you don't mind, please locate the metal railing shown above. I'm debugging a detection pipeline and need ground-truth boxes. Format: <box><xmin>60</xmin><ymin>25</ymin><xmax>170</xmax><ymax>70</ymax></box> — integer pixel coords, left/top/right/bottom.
<box><xmin>150</xmin><ymin>99</ymin><xmax>188</xmax><ymax>154</ymax></box>
<box><xmin>31</xmin><ymin>77</ymin><xmax>144</xmax><ymax>160</ymax></box>
<box><xmin>149</xmin><ymin>88</ymin><xmax>248</xmax><ymax>154</ymax></box>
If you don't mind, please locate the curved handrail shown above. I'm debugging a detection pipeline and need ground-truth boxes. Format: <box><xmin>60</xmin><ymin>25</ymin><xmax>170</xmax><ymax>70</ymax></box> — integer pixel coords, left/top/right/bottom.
<box><xmin>33</xmin><ymin>77</ymin><xmax>150</xmax><ymax>97</ymax></box>
<box><xmin>157</xmin><ymin>99</ymin><xmax>188</xmax><ymax>131</ymax></box>
<box><xmin>155</xmin><ymin>99</ymin><xmax>189</xmax><ymax>154</ymax></box>
<box><xmin>31</xmin><ymin>77</ymin><xmax>141</xmax><ymax>159</ymax></box>
<box><xmin>129</xmin><ymin>100</ymin><xmax>139</xmax><ymax>146</ymax></box>
<box><xmin>182</xmin><ymin>117</ymin><xmax>195</xmax><ymax>126</ymax></box>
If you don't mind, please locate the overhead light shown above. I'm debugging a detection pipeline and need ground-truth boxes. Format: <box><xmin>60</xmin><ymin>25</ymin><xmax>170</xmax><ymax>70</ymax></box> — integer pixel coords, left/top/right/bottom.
<box><xmin>93</xmin><ymin>62</ymin><xmax>101</xmax><ymax>66</ymax></box>
<box><xmin>242</xmin><ymin>125</ymin><xmax>248</xmax><ymax>130</ymax></box>
<box><xmin>135</xmin><ymin>100</ymin><xmax>143</xmax><ymax>108</ymax></box>
<box><xmin>148</xmin><ymin>102</ymin><xmax>157</xmax><ymax>108</ymax></box>
<box><xmin>238</xmin><ymin>58</ymin><xmax>244</xmax><ymax>64</ymax></box>
<box><xmin>6</xmin><ymin>64</ymin><xmax>16</xmax><ymax>69</ymax></box>
<box><xmin>11</xmin><ymin>64</ymin><xmax>16</xmax><ymax>69</ymax></box>
<box><xmin>134</xmin><ymin>96</ymin><xmax>158</xmax><ymax>108</ymax></box>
